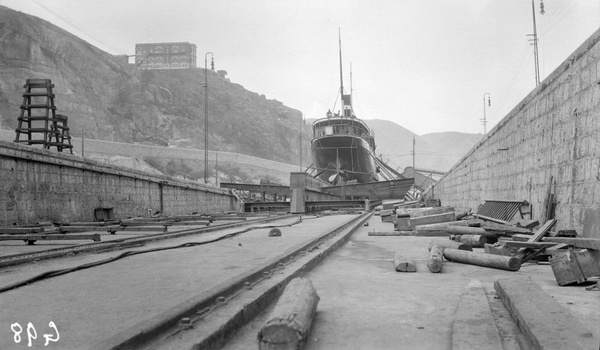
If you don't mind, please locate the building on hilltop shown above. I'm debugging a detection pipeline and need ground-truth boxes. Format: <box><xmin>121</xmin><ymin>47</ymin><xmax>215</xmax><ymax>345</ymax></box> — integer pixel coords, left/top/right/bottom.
<box><xmin>135</xmin><ymin>42</ymin><xmax>197</xmax><ymax>69</ymax></box>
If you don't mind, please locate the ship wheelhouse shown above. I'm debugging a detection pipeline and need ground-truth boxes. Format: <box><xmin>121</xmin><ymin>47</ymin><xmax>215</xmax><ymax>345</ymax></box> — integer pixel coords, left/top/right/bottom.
<box><xmin>312</xmin><ymin>115</ymin><xmax>376</xmax><ymax>151</ymax></box>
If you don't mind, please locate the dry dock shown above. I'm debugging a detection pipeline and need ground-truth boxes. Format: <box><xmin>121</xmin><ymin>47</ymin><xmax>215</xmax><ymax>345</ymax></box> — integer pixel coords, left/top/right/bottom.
<box><xmin>0</xmin><ymin>214</ymin><xmax>598</xmax><ymax>350</ymax></box>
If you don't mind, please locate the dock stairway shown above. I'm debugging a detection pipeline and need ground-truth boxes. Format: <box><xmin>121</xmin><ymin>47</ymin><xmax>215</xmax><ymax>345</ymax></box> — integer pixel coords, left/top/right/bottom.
<box><xmin>14</xmin><ymin>79</ymin><xmax>73</xmax><ymax>154</ymax></box>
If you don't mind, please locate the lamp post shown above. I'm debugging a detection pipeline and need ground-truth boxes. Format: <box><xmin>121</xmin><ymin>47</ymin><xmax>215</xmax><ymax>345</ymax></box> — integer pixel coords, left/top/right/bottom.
<box><xmin>481</xmin><ymin>93</ymin><xmax>491</xmax><ymax>134</ymax></box>
<box><xmin>204</xmin><ymin>52</ymin><xmax>213</xmax><ymax>183</ymax></box>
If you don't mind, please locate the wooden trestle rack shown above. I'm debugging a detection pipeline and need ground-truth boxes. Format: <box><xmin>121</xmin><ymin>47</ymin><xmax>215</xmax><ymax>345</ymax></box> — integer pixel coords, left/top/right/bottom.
<box><xmin>14</xmin><ymin>79</ymin><xmax>73</xmax><ymax>153</ymax></box>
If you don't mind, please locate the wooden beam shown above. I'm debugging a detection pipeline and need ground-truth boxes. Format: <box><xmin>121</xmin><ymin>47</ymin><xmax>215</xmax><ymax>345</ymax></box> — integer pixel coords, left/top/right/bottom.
<box><xmin>428</xmin><ymin>245</ymin><xmax>443</xmax><ymax>273</ymax></box>
<box><xmin>428</xmin><ymin>239</ymin><xmax>473</xmax><ymax>252</ymax></box>
<box><xmin>444</xmin><ymin>249</ymin><xmax>521</xmax><ymax>271</ymax></box>
<box><xmin>500</xmin><ymin>241</ymin><xmax>559</xmax><ymax>249</ymax></box>
<box><xmin>393</xmin><ymin>253</ymin><xmax>416</xmax><ymax>272</ymax></box>
<box><xmin>514</xmin><ymin>219</ymin><xmax>557</xmax><ymax>260</ymax></box>
<box><xmin>542</xmin><ymin>237</ymin><xmax>600</xmax><ymax>250</ymax></box>
<box><xmin>258</xmin><ymin>278</ymin><xmax>319</xmax><ymax>350</ymax></box>
<box><xmin>0</xmin><ymin>234</ymin><xmax>101</xmax><ymax>242</ymax></box>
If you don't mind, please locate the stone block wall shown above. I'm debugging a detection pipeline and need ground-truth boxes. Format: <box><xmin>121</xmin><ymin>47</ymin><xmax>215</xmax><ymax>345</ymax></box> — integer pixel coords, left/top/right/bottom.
<box><xmin>0</xmin><ymin>140</ymin><xmax>235</xmax><ymax>225</ymax></box>
<box><xmin>434</xmin><ymin>27</ymin><xmax>600</xmax><ymax>238</ymax></box>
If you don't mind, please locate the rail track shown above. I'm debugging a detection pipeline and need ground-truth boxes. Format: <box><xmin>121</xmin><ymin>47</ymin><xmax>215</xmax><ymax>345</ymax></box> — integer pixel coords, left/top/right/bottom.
<box><xmin>93</xmin><ymin>211</ymin><xmax>372</xmax><ymax>350</ymax></box>
<box><xmin>0</xmin><ymin>214</ymin><xmax>294</xmax><ymax>268</ymax></box>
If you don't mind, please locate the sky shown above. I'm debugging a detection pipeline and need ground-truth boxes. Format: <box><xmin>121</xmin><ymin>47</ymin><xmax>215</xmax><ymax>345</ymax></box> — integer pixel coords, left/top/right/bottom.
<box><xmin>1</xmin><ymin>0</ymin><xmax>599</xmax><ymax>135</ymax></box>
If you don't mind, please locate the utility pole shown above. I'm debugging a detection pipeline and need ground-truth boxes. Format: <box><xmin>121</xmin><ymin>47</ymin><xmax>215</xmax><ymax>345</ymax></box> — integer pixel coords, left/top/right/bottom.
<box><xmin>412</xmin><ymin>135</ymin><xmax>415</xmax><ymax>173</ymax></box>
<box><xmin>482</xmin><ymin>93</ymin><xmax>491</xmax><ymax>134</ymax></box>
<box><xmin>528</xmin><ymin>0</ymin><xmax>545</xmax><ymax>86</ymax></box>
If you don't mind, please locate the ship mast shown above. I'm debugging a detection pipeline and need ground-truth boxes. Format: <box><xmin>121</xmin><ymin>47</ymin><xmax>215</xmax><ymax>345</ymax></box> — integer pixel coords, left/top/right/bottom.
<box><xmin>338</xmin><ymin>29</ymin><xmax>344</xmax><ymax>103</ymax></box>
<box><xmin>338</xmin><ymin>30</ymin><xmax>353</xmax><ymax>118</ymax></box>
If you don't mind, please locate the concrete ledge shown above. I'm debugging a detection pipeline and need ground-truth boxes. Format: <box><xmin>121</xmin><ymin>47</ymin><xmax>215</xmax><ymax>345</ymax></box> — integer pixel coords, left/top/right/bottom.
<box><xmin>452</xmin><ymin>280</ymin><xmax>503</xmax><ymax>350</ymax></box>
<box><xmin>494</xmin><ymin>276</ymin><xmax>598</xmax><ymax>349</ymax></box>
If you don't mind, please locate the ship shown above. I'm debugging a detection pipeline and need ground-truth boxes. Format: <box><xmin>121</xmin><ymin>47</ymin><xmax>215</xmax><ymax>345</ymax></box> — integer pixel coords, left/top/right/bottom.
<box><xmin>310</xmin><ymin>34</ymin><xmax>379</xmax><ymax>185</ymax></box>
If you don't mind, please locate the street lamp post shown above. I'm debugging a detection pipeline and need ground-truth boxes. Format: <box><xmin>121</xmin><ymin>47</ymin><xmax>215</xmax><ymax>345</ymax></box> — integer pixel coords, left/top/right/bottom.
<box><xmin>482</xmin><ymin>93</ymin><xmax>491</xmax><ymax>134</ymax></box>
<box><xmin>204</xmin><ymin>52</ymin><xmax>213</xmax><ymax>183</ymax></box>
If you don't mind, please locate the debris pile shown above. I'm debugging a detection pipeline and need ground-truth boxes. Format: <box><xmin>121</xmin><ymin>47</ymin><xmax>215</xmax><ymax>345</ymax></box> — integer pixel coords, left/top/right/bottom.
<box><xmin>373</xmin><ymin>198</ymin><xmax>600</xmax><ymax>288</ymax></box>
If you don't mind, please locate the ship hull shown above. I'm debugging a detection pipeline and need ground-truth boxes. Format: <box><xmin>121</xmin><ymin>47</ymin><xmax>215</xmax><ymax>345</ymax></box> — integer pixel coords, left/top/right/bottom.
<box><xmin>311</xmin><ymin>134</ymin><xmax>378</xmax><ymax>184</ymax></box>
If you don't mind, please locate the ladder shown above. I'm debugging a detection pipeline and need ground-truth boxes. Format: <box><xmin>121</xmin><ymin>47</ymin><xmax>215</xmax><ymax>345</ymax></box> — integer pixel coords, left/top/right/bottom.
<box><xmin>14</xmin><ymin>79</ymin><xmax>72</xmax><ymax>153</ymax></box>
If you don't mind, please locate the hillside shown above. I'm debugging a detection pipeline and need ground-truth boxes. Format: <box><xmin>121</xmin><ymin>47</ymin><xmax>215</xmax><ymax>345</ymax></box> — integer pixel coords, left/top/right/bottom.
<box><xmin>0</xmin><ymin>6</ymin><xmax>480</xmax><ymax>182</ymax></box>
<box><xmin>362</xmin><ymin>120</ymin><xmax>482</xmax><ymax>172</ymax></box>
<box><xmin>0</xmin><ymin>6</ymin><xmax>310</xmax><ymax>175</ymax></box>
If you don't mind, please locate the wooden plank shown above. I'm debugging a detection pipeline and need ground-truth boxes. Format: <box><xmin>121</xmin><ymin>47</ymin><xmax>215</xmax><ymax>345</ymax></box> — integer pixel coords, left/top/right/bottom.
<box><xmin>542</xmin><ymin>237</ymin><xmax>600</xmax><ymax>250</ymax></box>
<box><xmin>413</xmin><ymin>220</ymin><xmax>469</xmax><ymax>230</ymax></box>
<box><xmin>494</xmin><ymin>276</ymin><xmax>598</xmax><ymax>349</ymax></box>
<box><xmin>409</xmin><ymin>206</ymin><xmax>454</xmax><ymax>218</ymax></box>
<box><xmin>514</xmin><ymin>219</ymin><xmax>557</xmax><ymax>260</ymax></box>
<box><xmin>258</xmin><ymin>278</ymin><xmax>319</xmax><ymax>350</ymax></box>
<box><xmin>417</xmin><ymin>225</ymin><xmax>499</xmax><ymax>239</ymax></box>
<box><xmin>481</xmin><ymin>222</ymin><xmax>532</xmax><ymax>235</ymax></box>
<box><xmin>393</xmin><ymin>253</ymin><xmax>416</xmax><ymax>272</ymax></box>
<box><xmin>499</xmin><ymin>241</ymin><xmax>559</xmax><ymax>249</ymax></box>
<box><xmin>444</xmin><ymin>249</ymin><xmax>521</xmax><ymax>271</ymax></box>
<box><xmin>409</xmin><ymin>212</ymin><xmax>456</xmax><ymax>228</ymax></box>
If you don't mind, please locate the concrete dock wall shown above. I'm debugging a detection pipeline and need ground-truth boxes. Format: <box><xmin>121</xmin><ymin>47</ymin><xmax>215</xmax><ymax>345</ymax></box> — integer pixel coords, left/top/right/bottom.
<box><xmin>434</xmin><ymin>27</ymin><xmax>600</xmax><ymax>239</ymax></box>
<box><xmin>0</xmin><ymin>140</ymin><xmax>235</xmax><ymax>225</ymax></box>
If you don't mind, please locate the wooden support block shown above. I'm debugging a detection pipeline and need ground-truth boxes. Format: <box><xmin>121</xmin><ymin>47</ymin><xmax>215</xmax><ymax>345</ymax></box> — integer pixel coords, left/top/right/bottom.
<box><xmin>119</xmin><ymin>226</ymin><xmax>168</xmax><ymax>232</ymax></box>
<box><xmin>428</xmin><ymin>245</ymin><xmax>443</xmax><ymax>273</ymax></box>
<box><xmin>428</xmin><ymin>239</ymin><xmax>472</xmax><ymax>252</ymax></box>
<box><xmin>484</xmin><ymin>243</ymin><xmax>513</xmax><ymax>256</ymax></box>
<box><xmin>393</xmin><ymin>253</ymin><xmax>416</xmax><ymax>272</ymax></box>
<box><xmin>454</xmin><ymin>234</ymin><xmax>487</xmax><ymax>247</ymax></box>
<box><xmin>120</xmin><ymin>220</ymin><xmax>173</xmax><ymax>226</ymax></box>
<box><xmin>444</xmin><ymin>248</ymin><xmax>521</xmax><ymax>271</ymax></box>
<box><xmin>258</xmin><ymin>278</ymin><xmax>319</xmax><ymax>350</ymax></box>
<box><xmin>510</xmin><ymin>234</ymin><xmax>531</xmax><ymax>242</ymax></box>
<box><xmin>455</xmin><ymin>210</ymin><xmax>469</xmax><ymax>220</ymax></box>
<box><xmin>379</xmin><ymin>209</ymin><xmax>394</xmax><ymax>217</ymax></box>
<box><xmin>0</xmin><ymin>227</ymin><xmax>44</xmax><ymax>234</ymax></box>
<box><xmin>170</xmin><ymin>220</ymin><xmax>210</xmax><ymax>226</ymax></box>
<box><xmin>368</xmin><ymin>231</ymin><xmax>405</xmax><ymax>236</ymax></box>
<box><xmin>509</xmin><ymin>219</ymin><xmax>539</xmax><ymax>229</ymax></box>
<box><xmin>550</xmin><ymin>249</ymin><xmax>600</xmax><ymax>285</ymax></box>
<box><xmin>59</xmin><ymin>226</ymin><xmax>104</xmax><ymax>233</ymax></box>
<box><xmin>0</xmin><ymin>234</ymin><xmax>101</xmax><ymax>242</ymax></box>
<box><xmin>542</xmin><ymin>237</ymin><xmax>600</xmax><ymax>250</ymax></box>
<box><xmin>409</xmin><ymin>212</ymin><xmax>456</xmax><ymax>228</ymax></box>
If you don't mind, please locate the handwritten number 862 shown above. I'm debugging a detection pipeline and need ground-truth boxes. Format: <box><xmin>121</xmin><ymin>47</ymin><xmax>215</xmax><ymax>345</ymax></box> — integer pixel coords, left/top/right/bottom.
<box><xmin>11</xmin><ymin>322</ymin><xmax>59</xmax><ymax>347</ymax></box>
